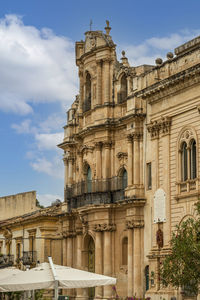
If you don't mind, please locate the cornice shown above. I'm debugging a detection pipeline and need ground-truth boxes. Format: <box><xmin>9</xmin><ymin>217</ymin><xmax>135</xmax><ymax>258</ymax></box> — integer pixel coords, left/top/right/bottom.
<box><xmin>134</xmin><ymin>63</ymin><xmax>200</xmax><ymax>103</ymax></box>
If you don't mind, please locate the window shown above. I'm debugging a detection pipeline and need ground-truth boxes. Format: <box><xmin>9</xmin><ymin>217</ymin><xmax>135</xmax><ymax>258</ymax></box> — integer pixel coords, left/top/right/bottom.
<box><xmin>87</xmin><ymin>166</ymin><xmax>92</xmax><ymax>193</ymax></box>
<box><xmin>122</xmin><ymin>169</ymin><xmax>128</xmax><ymax>189</ymax></box>
<box><xmin>83</xmin><ymin>72</ymin><xmax>91</xmax><ymax>112</ymax></box>
<box><xmin>190</xmin><ymin>139</ymin><xmax>196</xmax><ymax>179</ymax></box>
<box><xmin>147</xmin><ymin>163</ymin><xmax>152</xmax><ymax>190</ymax></box>
<box><xmin>16</xmin><ymin>243</ymin><xmax>21</xmax><ymax>259</ymax></box>
<box><xmin>122</xmin><ymin>237</ymin><xmax>128</xmax><ymax>265</ymax></box>
<box><xmin>181</xmin><ymin>142</ymin><xmax>188</xmax><ymax>181</ymax></box>
<box><xmin>117</xmin><ymin>74</ymin><xmax>127</xmax><ymax>104</ymax></box>
<box><xmin>177</xmin><ymin>129</ymin><xmax>197</xmax><ymax>196</ymax></box>
<box><xmin>180</xmin><ymin>139</ymin><xmax>197</xmax><ymax>182</ymax></box>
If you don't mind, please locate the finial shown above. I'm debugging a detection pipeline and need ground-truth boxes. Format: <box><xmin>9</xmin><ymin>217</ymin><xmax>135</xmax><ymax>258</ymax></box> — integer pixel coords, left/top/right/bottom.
<box><xmin>121</xmin><ymin>50</ymin><xmax>129</xmax><ymax>67</ymax></box>
<box><xmin>105</xmin><ymin>20</ymin><xmax>111</xmax><ymax>35</ymax></box>
<box><xmin>155</xmin><ymin>58</ymin><xmax>163</xmax><ymax>66</ymax></box>
<box><xmin>122</xmin><ymin>50</ymin><xmax>126</xmax><ymax>57</ymax></box>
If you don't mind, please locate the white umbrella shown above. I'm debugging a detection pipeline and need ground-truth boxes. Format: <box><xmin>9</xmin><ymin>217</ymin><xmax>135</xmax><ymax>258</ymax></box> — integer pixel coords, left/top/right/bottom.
<box><xmin>0</xmin><ymin>257</ymin><xmax>116</xmax><ymax>299</ymax></box>
<box><xmin>0</xmin><ymin>267</ymin><xmax>23</xmax><ymax>280</ymax></box>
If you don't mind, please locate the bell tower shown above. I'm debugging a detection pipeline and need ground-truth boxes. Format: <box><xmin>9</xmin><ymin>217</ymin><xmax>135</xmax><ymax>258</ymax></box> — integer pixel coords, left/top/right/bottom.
<box><xmin>75</xmin><ymin>21</ymin><xmax>116</xmax><ymax>117</ymax></box>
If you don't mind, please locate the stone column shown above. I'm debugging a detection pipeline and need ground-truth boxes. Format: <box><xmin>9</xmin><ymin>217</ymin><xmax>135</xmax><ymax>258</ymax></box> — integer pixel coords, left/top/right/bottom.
<box><xmin>103</xmin><ymin>142</ymin><xmax>111</xmax><ymax>178</ymax></box>
<box><xmin>62</xmin><ymin>237</ymin><xmax>67</xmax><ymax>266</ymax></box>
<box><xmin>127</xmin><ymin>227</ymin><xmax>133</xmax><ymax>296</ymax></box>
<box><xmin>97</xmin><ymin>60</ymin><xmax>102</xmax><ymax>106</ymax></box>
<box><xmin>187</xmin><ymin>146</ymin><xmax>191</xmax><ymax>181</ymax></box>
<box><xmin>127</xmin><ymin>134</ymin><xmax>133</xmax><ymax>186</ymax></box>
<box><xmin>67</xmin><ymin>236</ymin><xmax>73</xmax><ymax>267</ymax></box>
<box><xmin>133</xmin><ymin>135</ymin><xmax>140</xmax><ymax>186</ymax></box>
<box><xmin>76</xmin><ymin>233</ymin><xmax>83</xmax><ymax>299</ymax></box>
<box><xmin>78</xmin><ymin>151</ymin><xmax>83</xmax><ymax>182</ymax></box>
<box><xmin>133</xmin><ymin>227</ymin><xmax>142</xmax><ymax>297</ymax></box>
<box><xmin>95</xmin><ymin>231</ymin><xmax>103</xmax><ymax>297</ymax></box>
<box><xmin>95</xmin><ymin>142</ymin><xmax>102</xmax><ymax>179</ymax></box>
<box><xmin>79</xmin><ymin>66</ymin><xmax>84</xmax><ymax>112</ymax></box>
<box><xmin>68</xmin><ymin>157</ymin><xmax>74</xmax><ymax>186</ymax></box>
<box><xmin>103</xmin><ymin>230</ymin><xmax>112</xmax><ymax>298</ymax></box>
<box><xmin>103</xmin><ymin>59</ymin><xmax>110</xmax><ymax>104</ymax></box>
<box><xmin>63</xmin><ymin>156</ymin><xmax>68</xmax><ymax>187</ymax></box>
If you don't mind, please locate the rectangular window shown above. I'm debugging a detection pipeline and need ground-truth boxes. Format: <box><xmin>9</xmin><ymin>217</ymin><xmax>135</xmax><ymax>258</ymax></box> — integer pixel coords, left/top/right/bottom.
<box><xmin>147</xmin><ymin>163</ymin><xmax>152</xmax><ymax>190</ymax></box>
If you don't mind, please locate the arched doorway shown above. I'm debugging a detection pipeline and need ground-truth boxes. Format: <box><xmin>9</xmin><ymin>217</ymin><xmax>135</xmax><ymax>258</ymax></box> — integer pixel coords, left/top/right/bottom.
<box><xmin>83</xmin><ymin>235</ymin><xmax>95</xmax><ymax>299</ymax></box>
<box><xmin>88</xmin><ymin>236</ymin><xmax>95</xmax><ymax>299</ymax></box>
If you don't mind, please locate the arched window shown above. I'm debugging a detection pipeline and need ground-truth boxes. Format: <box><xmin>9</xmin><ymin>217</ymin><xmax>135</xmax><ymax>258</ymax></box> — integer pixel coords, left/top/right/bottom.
<box><xmin>122</xmin><ymin>237</ymin><xmax>128</xmax><ymax>265</ymax></box>
<box><xmin>181</xmin><ymin>142</ymin><xmax>188</xmax><ymax>181</ymax></box>
<box><xmin>118</xmin><ymin>74</ymin><xmax>127</xmax><ymax>103</ymax></box>
<box><xmin>84</xmin><ymin>72</ymin><xmax>91</xmax><ymax>112</ymax></box>
<box><xmin>87</xmin><ymin>166</ymin><xmax>92</xmax><ymax>193</ymax></box>
<box><xmin>190</xmin><ymin>139</ymin><xmax>196</xmax><ymax>179</ymax></box>
<box><xmin>179</xmin><ymin>129</ymin><xmax>197</xmax><ymax>183</ymax></box>
<box><xmin>122</xmin><ymin>169</ymin><xmax>128</xmax><ymax>189</ymax></box>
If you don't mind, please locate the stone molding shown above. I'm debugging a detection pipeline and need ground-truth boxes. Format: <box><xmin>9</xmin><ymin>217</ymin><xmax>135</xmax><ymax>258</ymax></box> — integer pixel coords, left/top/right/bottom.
<box><xmin>126</xmin><ymin>219</ymin><xmax>144</xmax><ymax>229</ymax></box>
<box><xmin>93</xmin><ymin>223</ymin><xmax>116</xmax><ymax>232</ymax></box>
<box><xmin>147</xmin><ymin>116</ymin><xmax>171</xmax><ymax>139</ymax></box>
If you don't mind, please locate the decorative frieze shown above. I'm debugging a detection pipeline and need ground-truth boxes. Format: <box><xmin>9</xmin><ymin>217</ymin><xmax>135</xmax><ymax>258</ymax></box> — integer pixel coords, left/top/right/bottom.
<box><xmin>93</xmin><ymin>223</ymin><xmax>116</xmax><ymax>232</ymax></box>
<box><xmin>147</xmin><ymin>116</ymin><xmax>171</xmax><ymax>139</ymax></box>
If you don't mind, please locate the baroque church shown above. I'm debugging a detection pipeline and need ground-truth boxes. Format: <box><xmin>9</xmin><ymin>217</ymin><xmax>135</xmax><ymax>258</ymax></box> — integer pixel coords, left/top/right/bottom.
<box><xmin>58</xmin><ymin>22</ymin><xmax>200</xmax><ymax>300</ymax></box>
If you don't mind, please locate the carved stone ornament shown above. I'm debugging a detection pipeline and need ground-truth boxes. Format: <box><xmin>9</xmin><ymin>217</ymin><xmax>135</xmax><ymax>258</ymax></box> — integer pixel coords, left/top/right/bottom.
<box><xmin>62</xmin><ymin>230</ymin><xmax>76</xmax><ymax>238</ymax></box>
<box><xmin>147</xmin><ymin>116</ymin><xmax>171</xmax><ymax>139</ymax></box>
<box><xmin>156</xmin><ymin>229</ymin><xmax>164</xmax><ymax>248</ymax></box>
<box><xmin>116</xmin><ymin>152</ymin><xmax>128</xmax><ymax>165</ymax></box>
<box><xmin>3</xmin><ymin>228</ymin><xmax>12</xmax><ymax>239</ymax></box>
<box><xmin>93</xmin><ymin>223</ymin><xmax>116</xmax><ymax>232</ymax></box>
<box><xmin>126</xmin><ymin>219</ymin><xmax>144</xmax><ymax>229</ymax></box>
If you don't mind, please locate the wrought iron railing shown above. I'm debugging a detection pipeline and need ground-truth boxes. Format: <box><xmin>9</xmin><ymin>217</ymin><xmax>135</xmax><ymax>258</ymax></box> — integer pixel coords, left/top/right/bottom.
<box><xmin>0</xmin><ymin>254</ymin><xmax>14</xmax><ymax>268</ymax></box>
<box><xmin>22</xmin><ymin>251</ymin><xmax>37</xmax><ymax>265</ymax></box>
<box><xmin>65</xmin><ymin>177</ymin><xmax>127</xmax><ymax>210</ymax></box>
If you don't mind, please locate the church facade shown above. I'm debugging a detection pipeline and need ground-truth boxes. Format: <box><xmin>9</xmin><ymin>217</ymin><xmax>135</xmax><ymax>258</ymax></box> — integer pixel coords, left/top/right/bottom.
<box><xmin>58</xmin><ymin>23</ymin><xmax>200</xmax><ymax>300</ymax></box>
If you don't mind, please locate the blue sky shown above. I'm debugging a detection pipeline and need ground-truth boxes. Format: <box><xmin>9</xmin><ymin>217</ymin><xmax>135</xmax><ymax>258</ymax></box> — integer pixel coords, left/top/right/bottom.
<box><xmin>0</xmin><ymin>0</ymin><xmax>200</xmax><ymax>206</ymax></box>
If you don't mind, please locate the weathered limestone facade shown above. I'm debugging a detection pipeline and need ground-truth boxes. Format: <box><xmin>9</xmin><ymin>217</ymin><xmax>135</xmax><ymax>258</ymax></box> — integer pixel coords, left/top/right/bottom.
<box><xmin>58</xmin><ymin>23</ymin><xmax>200</xmax><ymax>300</ymax></box>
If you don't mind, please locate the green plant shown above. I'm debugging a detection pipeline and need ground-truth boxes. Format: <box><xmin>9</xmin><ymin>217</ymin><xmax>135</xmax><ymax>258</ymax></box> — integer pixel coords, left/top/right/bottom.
<box><xmin>160</xmin><ymin>201</ymin><xmax>200</xmax><ymax>296</ymax></box>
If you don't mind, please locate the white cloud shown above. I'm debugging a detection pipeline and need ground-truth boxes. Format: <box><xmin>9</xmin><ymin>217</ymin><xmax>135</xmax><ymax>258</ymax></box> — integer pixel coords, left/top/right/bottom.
<box><xmin>37</xmin><ymin>193</ymin><xmax>64</xmax><ymax>207</ymax></box>
<box><xmin>11</xmin><ymin>119</ymin><xmax>36</xmax><ymax>134</ymax></box>
<box><xmin>0</xmin><ymin>14</ymin><xmax>78</xmax><ymax>115</ymax></box>
<box><xmin>30</xmin><ymin>155</ymin><xmax>63</xmax><ymax>179</ymax></box>
<box><xmin>119</xmin><ymin>29</ymin><xmax>200</xmax><ymax>66</ymax></box>
<box><xmin>35</xmin><ymin>132</ymin><xmax>63</xmax><ymax>150</ymax></box>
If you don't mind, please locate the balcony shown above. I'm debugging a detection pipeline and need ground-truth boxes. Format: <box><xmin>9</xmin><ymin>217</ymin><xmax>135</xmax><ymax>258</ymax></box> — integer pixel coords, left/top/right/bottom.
<box><xmin>22</xmin><ymin>251</ymin><xmax>37</xmax><ymax>266</ymax></box>
<box><xmin>0</xmin><ymin>254</ymin><xmax>14</xmax><ymax>268</ymax></box>
<box><xmin>65</xmin><ymin>177</ymin><xmax>126</xmax><ymax>211</ymax></box>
